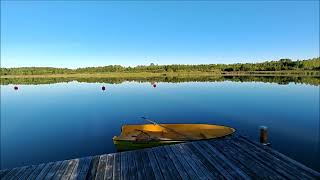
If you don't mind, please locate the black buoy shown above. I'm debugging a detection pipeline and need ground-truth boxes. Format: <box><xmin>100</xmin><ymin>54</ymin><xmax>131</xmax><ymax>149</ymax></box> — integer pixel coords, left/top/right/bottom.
<box><xmin>102</xmin><ymin>86</ymin><xmax>106</xmax><ymax>91</ymax></box>
<box><xmin>14</xmin><ymin>86</ymin><xmax>18</xmax><ymax>90</ymax></box>
<box><xmin>153</xmin><ymin>84</ymin><xmax>157</xmax><ymax>88</ymax></box>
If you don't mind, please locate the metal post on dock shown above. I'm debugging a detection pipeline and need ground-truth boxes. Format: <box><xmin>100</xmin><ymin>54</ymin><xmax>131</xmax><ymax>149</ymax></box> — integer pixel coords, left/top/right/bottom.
<box><xmin>260</xmin><ymin>126</ymin><xmax>270</xmax><ymax>146</ymax></box>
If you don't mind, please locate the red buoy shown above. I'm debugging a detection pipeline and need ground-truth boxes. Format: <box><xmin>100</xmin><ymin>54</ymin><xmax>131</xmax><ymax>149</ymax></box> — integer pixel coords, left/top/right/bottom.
<box><xmin>14</xmin><ymin>86</ymin><xmax>18</xmax><ymax>90</ymax></box>
<box><xmin>102</xmin><ymin>86</ymin><xmax>106</xmax><ymax>91</ymax></box>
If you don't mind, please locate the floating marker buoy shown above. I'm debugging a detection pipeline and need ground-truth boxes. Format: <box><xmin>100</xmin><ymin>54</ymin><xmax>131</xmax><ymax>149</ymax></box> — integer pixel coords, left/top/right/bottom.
<box><xmin>102</xmin><ymin>86</ymin><xmax>106</xmax><ymax>91</ymax></box>
<box><xmin>153</xmin><ymin>84</ymin><xmax>157</xmax><ymax>88</ymax></box>
<box><xmin>14</xmin><ymin>86</ymin><xmax>18</xmax><ymax>90</ymax></box>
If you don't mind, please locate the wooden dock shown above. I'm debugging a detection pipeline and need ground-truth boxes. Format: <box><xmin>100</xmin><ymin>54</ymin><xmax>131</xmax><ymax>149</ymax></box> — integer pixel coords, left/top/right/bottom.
<box><xmin>1</xmin><ymin>135</ymin><xmax>319</xmax><ymax>179</ymax></box>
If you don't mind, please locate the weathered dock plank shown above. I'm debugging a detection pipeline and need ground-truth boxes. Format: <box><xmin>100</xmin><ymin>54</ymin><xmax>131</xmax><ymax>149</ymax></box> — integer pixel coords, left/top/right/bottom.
<box><xmin>191</xmin><ymin>141</ymin><xmax>250</xmax><ymax>179</ymax></box>
<box><xmin>95</xmin><ymin>154</ymin><xmax>108</xmax><ymax>180</ymax></box>
<box><xmin>61</xmin><ymin>159</ymin><xmax>78</xmax><ymax>180</ymax></box>
<box><xmin>51</xmin><ymin>160</ymin><xmax>69</xmax><ymax>180</ymax></box>
<box><xmin>229</xmin><ymin>138</ymin><xmax>295</xmax><ymax>179</ymax></box>
<box><xmin>127</xmin><ymin>151</ymin><xmax>138</xmax><ymax>180</ymax></box>
<box><xmin>239</xmin><ymin>135</ymin><xmax>320</xmax><ymax>179</ymax></box>
<box><xmin>177</xmin><ymin>143</ymin><xmax>217</xmax><ymax>179</ymax></box>
<box><xmin>146</xmin><ymin>148</ymin><xmax>164</xmax><ymax>180</ymax></box>
<box><xmin>105</xmin><ymin>154</ymin><xmax>115</xmax><ymax>180</ymax></box>
<box><xmin>233</xmin><ymin>137</ymin><xmax>311</xmax><ymax>179</ymax></box>
<box><xmin>112</xmin><ymin>153</ymin><xmax>121</xmax><ymax>180</ymax></box>
<box><xmin>210</xmin><ymin>138</ymin><xmax>285</xmax><ymax>179</ymax></box>
<box><xmin>27</xmin><ymin>163</ymin><xmax>46</xmax><ymax>179</ymax></box>
<box><xmin>153</xmin><ymin>146</ymin><xmax>182</xmax><ymax>180</ymax></box>
<box><xmin>120</xmin><ymin>151</ymin><xmax>130</xmax><ymax>180</ymax></box>
<box><xmin>35</xmin><ymin>162</ymin><xmax>55</xmax><ymax>180</ymax></box>
<box><xmin>44</xmin><ymin>160</ymin><xmax>63</xmax><ymax>179</ymax></box>
<box><xmin>168</xmin><ymin>145</ymin><xmax>199</xmax><ymax>179</ymax></box>
<box><xmin>9</xmin><ymin>165</ymin><xmax>29</xmax><ymax>180</ymax></box>
<box><xmin>2</xmin><ymin>166</ymin><xmax>28</xmax><ymax>180</ymax></box>
<box><xmin>17</xmin><ymin>164</ymin><xmax>38</xmax><ymax>180</ymax></box>
<box><xmin>85</xmin><ymin>155</ymin><xmax>100</xmax><ymax>179</ymax></box>
<box><xmin>136</xmin><ymin>149</ymin><xmax>156</xmax><ymax>180</ymax></box>
<box><xmin>2</xmin><ymin>168</ymin><xmax>16</xmax><ymax>180</ymax></box>
<box><xmin>162</xmin><ymin>145</ymin><xmax>190</xmax><ymax>179</ymax></box>
<box><xmin>208</xmin><ymin>139</ymin><xmax>262</xmax><ymax>178</ymax></box>
<box><xmin>69</xmin><ymin>156</ymin><xmax>92</xmax><ymax>180</ymax></box>
<box><xmin>1</xmin><ymin>136</ymin><xmax>319</xmax><ymax>180</ymax></box>
<box><xmin>0</xmin><ymin>169</ymin><xmax>10</xmax><ymax>179</ymax></box>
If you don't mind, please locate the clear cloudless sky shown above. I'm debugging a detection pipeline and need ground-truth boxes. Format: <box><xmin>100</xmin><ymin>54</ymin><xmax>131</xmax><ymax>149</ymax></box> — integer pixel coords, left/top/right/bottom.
<box><xmin>1</xmin><ymin>1</ymin><xmax>319</xmax><ymax>68</ymax></box>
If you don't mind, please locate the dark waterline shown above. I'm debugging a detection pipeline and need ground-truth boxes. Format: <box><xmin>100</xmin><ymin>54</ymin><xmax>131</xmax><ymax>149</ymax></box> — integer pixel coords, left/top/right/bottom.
<box><xmin>1</xmin><ymin>75</ymin><xmax>320</xmax><ymax>86</ymax></box>
<box><xmin>1</xmin><ymin>80</ymin><xmax>319</xmax><ymax>171</ymax></box>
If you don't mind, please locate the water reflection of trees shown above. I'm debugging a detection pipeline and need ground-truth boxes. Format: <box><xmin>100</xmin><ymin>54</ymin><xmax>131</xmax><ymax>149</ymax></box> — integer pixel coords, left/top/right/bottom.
<box><xmin>1</xmin><ymin>76</ymin><xmax>319</xmax><ymax>86</ymax></box>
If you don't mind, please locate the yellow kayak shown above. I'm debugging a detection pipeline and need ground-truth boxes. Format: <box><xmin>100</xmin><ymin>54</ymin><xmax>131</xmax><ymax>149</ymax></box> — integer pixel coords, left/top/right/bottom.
<box><xmin>113</xmin><ymin>124</ymin><xmax>235</xmax><ymax>151</ymax></box>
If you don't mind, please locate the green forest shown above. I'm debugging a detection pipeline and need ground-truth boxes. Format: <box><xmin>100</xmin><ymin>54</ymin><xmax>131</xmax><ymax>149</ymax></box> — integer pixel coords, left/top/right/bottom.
<box><xmin>2</xmin><ymin>76</ymin><xmax>319</xmax><ymax>86</ymax></box>
<box><xmin>1</xmin><ymin>57</ymin><xmax>319</xmax><ymax>76</ymax></box>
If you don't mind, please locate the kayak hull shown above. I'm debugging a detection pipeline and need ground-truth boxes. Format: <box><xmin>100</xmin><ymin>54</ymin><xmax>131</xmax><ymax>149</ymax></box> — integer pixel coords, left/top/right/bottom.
<box><xmin>113</xmin><ymin>139</ymin><xmax>186</xmax><ymax>151</ymax></box>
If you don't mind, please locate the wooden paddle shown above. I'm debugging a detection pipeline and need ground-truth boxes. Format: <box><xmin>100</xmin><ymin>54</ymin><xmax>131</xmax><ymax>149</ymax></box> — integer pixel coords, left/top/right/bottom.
<box><xmin>141</xmin><ymin>117</ymin><xmax>194</xmax><ymax>140</ymax></box>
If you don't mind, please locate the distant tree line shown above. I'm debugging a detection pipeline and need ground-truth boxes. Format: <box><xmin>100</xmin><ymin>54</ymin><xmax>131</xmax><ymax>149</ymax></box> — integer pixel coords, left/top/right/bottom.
<box><xmin>1</xmin><ymin>57</ymin><xmax>319</xmax><ymax>75</ymax></box>
<box><xmin>1</xmin><ymin>76</ymin><xmax>319</xmax><ymax>86</ymax></box>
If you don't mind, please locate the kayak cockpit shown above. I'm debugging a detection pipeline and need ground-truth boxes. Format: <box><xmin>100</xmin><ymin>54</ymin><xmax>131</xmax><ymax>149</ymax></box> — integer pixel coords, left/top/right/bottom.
<box><xmin>113</xmin><ymin>124</ymin><xmax>235</xmax><ymax>151</ymax></box>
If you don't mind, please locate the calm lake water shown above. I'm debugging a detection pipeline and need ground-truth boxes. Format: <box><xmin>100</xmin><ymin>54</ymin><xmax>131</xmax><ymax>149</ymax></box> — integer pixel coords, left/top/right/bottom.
<box><xmin>1</xmin><ymin>77</ymin><xmax>319</xmax><ymax>171</ymax></box>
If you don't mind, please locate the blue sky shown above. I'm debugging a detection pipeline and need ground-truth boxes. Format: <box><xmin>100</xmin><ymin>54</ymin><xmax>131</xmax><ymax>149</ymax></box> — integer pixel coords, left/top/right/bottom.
<box><xmin>1</xmin><ymin>1</ymin><xmax>319</xmax><ymax>68</ymax></box>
